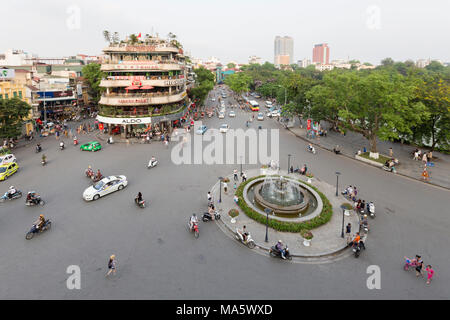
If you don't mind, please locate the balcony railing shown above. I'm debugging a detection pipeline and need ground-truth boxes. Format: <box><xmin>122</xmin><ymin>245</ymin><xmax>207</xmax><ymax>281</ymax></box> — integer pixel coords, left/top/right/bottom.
<box><xmin>99</xmin><ymin>91</ymin><xmax>186</xmax><ymax>106</ymax></box>
<box><xmin>99</xmin><ymin>103</ymin><xmax>188</xmax><ymax>118</ymax></box>
<box><xmin>104</xmin><ymin>90</ymin><xmax>184</xmax><ymax>98</ymax></box>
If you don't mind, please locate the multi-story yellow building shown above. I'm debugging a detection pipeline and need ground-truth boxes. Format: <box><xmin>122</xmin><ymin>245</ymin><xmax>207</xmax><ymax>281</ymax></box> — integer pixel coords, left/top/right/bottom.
<box><xmin>97</xmin><ymin>35</ymin><xmax>189</xmax><ymax>138</ymax></box>
<box><xmin>0</xmin><ymin>68</ymin><xmax>38</xmax><ymax>135</ymax></box>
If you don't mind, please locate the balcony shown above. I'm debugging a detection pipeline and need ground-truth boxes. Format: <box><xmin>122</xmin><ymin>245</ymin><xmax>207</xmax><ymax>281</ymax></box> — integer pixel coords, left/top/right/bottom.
<box><xmin>99</xmin><ymin>91</ymin><xmax>187</xmax><ymax>106</ymax></box>
<box><xmin>99</xmin><ymin>102</ymin><xmax>188</xmax><ymax>118</ymax></box>
<box><xmin>103</xmin><ymin>43</ymin><xmax>180</xmax><ymax>54</ymax></box>
<box><xmin>101</xmin><ymin>60</ymin><xmax>184</xmax><ymax>72</ymax></box>
<box><xmin>100</xmin><ymin>77</ymin><xmax>185</xmax><ymax>88</ymax></box>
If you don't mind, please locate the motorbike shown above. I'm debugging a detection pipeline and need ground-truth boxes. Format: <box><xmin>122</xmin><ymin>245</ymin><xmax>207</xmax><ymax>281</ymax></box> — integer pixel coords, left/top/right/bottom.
<box><xmin>235</xmin><ymin>228</ymin><xmax>256</xmax><ymax>249</ymax></box>
<box><xmin>35</xmin><ymin>145</ymin><xmax>42</xmax><ymax>153</ymax></box>
<box><xmin>147</xmin><ymin>159</ymin><xmax>158</xmax><ymax>169</ymax></box>
<box><xmin>306</xmin><ymin>146</ymin><xmax>316</xmax><ymax>154</ymax></box>
<box><xmin>368</xmin><ymin>202</ymin><xmax>375</xmax><ymax>218</ymax></box>
<box><xmin>0</xmin><ymin>190</ymin><xmax>23</xmax><ymax>202</ymax></box>
<box><xmin>352</xmin><ymin>240</ymin><xmax>366</xmax><ymax>258</ymax></box>
<box><xmin>41</xmin><ymin>158</ymin><xmax>47</xmax><ymax>166</ymax></box>
<box><xmin>202</xmin><ymin>211</ymin><xmax>221</xmax><ymax>222</ymax></box>
<box><xmin>73</xmin><ymin>138</ymin><xmax>78</xmax><ymax>145</ymax></box>
<box><xmin>403</xmin><ymin>257</ymin><xmax>417</xmax><ymax>271</ymax></box>
<box><xmin>188</xmin><ymin>220</ymin><xmax>199</xmax><ymax>238</ymax></box>
<box><xmin>25</xmin><ymin>219</ymin><xmax>52</xmax><ymax>240</ymax></box>
<box><xmin>92</xmin><ymin>174</ymin><xmax>103</xmax><ymax>183</ymax></box>
<box><xmin>107</xmin><ymin>137</ymin><xmax>114</xmax><ymax>144</ymax></box>
<box><xmin>361</xmin><ymin>221</ymin><xmax>369</xmax><ymax>233</ymax></box>
<box><xmin>85</xmin><ymin>169</ymin><xmax>94</xmax><ymax>179</ymax></box>
<box><xmin>135</xmin><ymin>197</ymin><xmax>146</xmax><ymax>208</ymax></box>
<box><xmin>25</xmin><ymin>194</ymin><xmax>45</xmax><ymax>206</ymax></box>
<box><xmin>269</xmin><ymin>245</ymin><xmax>292</xmax><ymax>260</ymax></box>
<box><xmin>59</xmin><ymin>143</ymin><xmax>65</xmax><ymax>150</ymax></box>
<box><xmin>382</xmin><ymin>165</ymin><xmax>396</xmax><ymax>173</ymax></box>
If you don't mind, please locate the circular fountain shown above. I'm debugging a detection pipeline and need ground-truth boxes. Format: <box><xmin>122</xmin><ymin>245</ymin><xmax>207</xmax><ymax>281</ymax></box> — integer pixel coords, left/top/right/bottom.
<box><xmin>253</xmin><ymin>176</ymin><xmax>310</xmax><ymax>216</ymax></box>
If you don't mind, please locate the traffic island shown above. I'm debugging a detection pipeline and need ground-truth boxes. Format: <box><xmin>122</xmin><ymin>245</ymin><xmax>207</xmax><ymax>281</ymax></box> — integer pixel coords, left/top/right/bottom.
<box><xmin>211</xmin><ymin>169</ymin><xmax>360</xmax><ymax>259</ymax></box>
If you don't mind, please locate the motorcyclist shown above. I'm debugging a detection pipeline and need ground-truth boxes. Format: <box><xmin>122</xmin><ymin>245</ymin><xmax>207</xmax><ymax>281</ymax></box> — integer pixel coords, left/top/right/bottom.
<box><xmin>275</xmin><ymin>240</ymin><xmax>286</xmax><ymax>259</ymax></box>
<box><xmin>237</xmin><ymin>225</ymin><xmax>248</xmax><ymax>242</ymax></box>
<box><xmin>7</xmin><ymin>186</ymin><xmax>17</xmax><ymax>199</ymax></box>
<box><xmin>41</xmin><ymin>154</ymin><xmax>46</xmax><ymax>164</ymax></box>
<box><xmin>26</xmin><ymin>191</ymin><xmax>38</xmax><ymax>204</ymax></box>
<box><xmin>86</xmin><ymin>165</ymin><xmax>94</xmax><ymax>177</ymax></box>
<box><xmin>189</xmin><ymin>213</ymin><xmax>198</xmax><ymax>230</ymax></box>
<box><xmin>307</xmin><ymin>143</ymin><xmax>313</xmax><ymax>152</ymax></box>
<box><xmin>36</xmin><ymin>143</ymin><xmax>41</xmax><ymax>152</ymax></box>
<box><xmin>73</xmin><ymin>136</ymin><xmax>78</xmax><ymax>144</ymax></box>
<box><xmin>350</xmin><ymin>232</ymin><xmax>361</xmax><ymax>248</ymax></box>
<box><xmin>150</xmin><ymin>156</ymin><xmax>156</xmax><ymax>166</ymax></box>
<box><xmin>95</xmin><ymin>169</ymin><xmax>102</xmax><ymax>181</ymax></box>
<box><xmin>136</xmin><ymin>192</ymin><xmax>143</xmax><ymax>204</ymax></box>
<box><xmin>60</xmin><ymin>141</ymin><xmax>65</xmax><ymax>149</ymax></box>
<box><xmin>33</xmin><ymin>214</ymin><xmax>46</xmax><ymax>231</ymax></box>
<box><xmin>361</xmin><ymin>214</ymin><xmax>369</xmax><ymax>230</ymax></box>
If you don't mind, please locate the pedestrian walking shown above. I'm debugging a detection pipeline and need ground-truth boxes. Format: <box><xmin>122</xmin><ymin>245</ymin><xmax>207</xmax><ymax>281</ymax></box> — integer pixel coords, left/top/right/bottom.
<box><xmin>223</xmin><ymin>182</ymin><xmax>228</xmax><ymax>194</ymax></box>
<box><xmin>415</xmin><ymin>255</ymin><xmax>423</xmax><ymax>277</ymax></box>
<box><xmin>345</xmin><ymin>223</ymin><xmax>352</xmax><ymax>243</ymax></box>
<box><xmin>422</xmin><ymin>153</ymin><xmax>427</xmax><ymax>165</ymax></box>
<box><xmin>106</xmin><ymin>255</ymin><xmax>117</xmax><ymax>277</ymax></box>
<box><xmin>242</xmin><ymin>172</ymin><xmax>247</xmax><ymax>182</ymax></box>
<box><xmin>425</xmin><ymin>265</ymin><xmax>435</xmax><ymax>284</ymax></box>
<box><xmin>207</xmin><ymin>191</ymin><xmax>212</xmax><ymax>203</ymax></box>
<box><xmin>422</xmin><ymin>168</ymin><xmax>429</xmax><ymax>181</ymax></box>
<box><xmin>55</xmin><ymin>130</ymin><xmax>59</xmax><ymax>140</ymax></box>
<box><xmin>164</xmin><ymin>139</ymin><xmax>169</xmax><ymax>148</ymax></box>
<box><xmin>389</xmin><ymin>147</ymin><xmax>393</xmax><ymax>157</ymax></box>
<box><xmin>233</xmin><ymin>169</ymin><xmax>238</xmax><ymax>181</ymax></box>
<box><xmin>233</xmin><ymin>182</ymin><xmax>237</xmax><ymax>190</ymax></box>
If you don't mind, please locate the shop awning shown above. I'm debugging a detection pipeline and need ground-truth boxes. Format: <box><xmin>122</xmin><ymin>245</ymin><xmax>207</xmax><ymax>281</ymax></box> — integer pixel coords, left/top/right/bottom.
<box><xmin>125</xmin><ymin>85</ymin><xmax>140</xmax><ymax>90</ymax></box>
<box><xmin>140</xmin><ymin>85</ymin><xmax>154</xmax><ymax>90</ymax></box>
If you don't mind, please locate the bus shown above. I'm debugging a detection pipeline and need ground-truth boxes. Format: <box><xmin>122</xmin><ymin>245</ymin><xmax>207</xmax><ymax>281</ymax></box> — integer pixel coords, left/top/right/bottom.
<box><xmin>249</xmin><ymin>100</ymin><xmax>259</xmax><ymax>111</ymax></box>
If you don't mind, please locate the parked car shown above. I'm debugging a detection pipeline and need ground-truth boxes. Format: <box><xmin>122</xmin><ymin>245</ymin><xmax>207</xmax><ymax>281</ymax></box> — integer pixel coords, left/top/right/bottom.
<box><xmin>0</xmin><ymin>154</ymin><xmax>17</xmax><ymax>166</ymax></box>
<box><xmin>196</xmin><ymin>125</ymin><xmax>208</xmax><ymax>135</ymax></box>
<box><xmin>219</xmin><ymin>124</ymin><xmax>230</xmax><ymax>133</ymax></box>
<box><xmin>83</xmin><ymin>175</ymin><xmax>128</xmax><ymax>201</ymax></box>
<box><xmin>0</xmin><ymin>162</ymin><xmax>19</xmax><ymax>181</ymax></box>
<box><xmin>80</xmin><ymin>141</ymin><xmax>102</xmax><ymax>152</ymax></box>
<box><xmin>265</xmin><ymin>101</ymin><xmax>272</xmax><ymax>108</ymax></box>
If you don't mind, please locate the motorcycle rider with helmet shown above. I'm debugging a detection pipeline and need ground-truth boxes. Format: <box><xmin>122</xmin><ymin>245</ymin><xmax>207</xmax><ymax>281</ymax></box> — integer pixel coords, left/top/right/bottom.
<box><xmin>7</xmin><ymin>186</ymin><xmax>17</xmax><ymax>199</ymax></box>
<box><xmin>189</xmin><ymin>213</ymin><xmax>198</xmax><ymax>231</ymax></box>
<box><xmin>33</xmin><ymin>214</ymin><xmax>46</xmax><ymax>231</ymax></box>
<box><xmin>275</xmin><ymin>240</ymin><xmax>286</xmax><ymax>259</ymax></box>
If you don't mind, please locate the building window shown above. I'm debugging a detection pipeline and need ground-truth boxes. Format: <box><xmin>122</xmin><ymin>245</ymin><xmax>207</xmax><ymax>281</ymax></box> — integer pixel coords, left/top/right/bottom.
<box><xmin>0</xmin><ymin>94</ymin><xmax>2</xmax><ymax>99</ymax></box>
<box><xmin>5</xmin><ymin>94</ymin><xmax>8</xmax><ymax>99</ymax></box>
<box><xmin>13</xmin><ymin>92</ymin><xmax>17</xmax><ymax>98</ymax></box>
<box><xmin>19</xmin><ymin>91</ymin><xmax>22</xmax><ymax>98</ymax></box>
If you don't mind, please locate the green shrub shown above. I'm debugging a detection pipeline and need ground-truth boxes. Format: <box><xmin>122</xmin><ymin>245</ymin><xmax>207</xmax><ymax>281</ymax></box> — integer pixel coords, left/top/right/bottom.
<box><xmin>228</xmin><ymin>209</ymin><xmax>239</xmax><ymax>218</ymax></box>
<box><xmin>235</xmin><ymin>175</ymin><xmax>333</xmax><ymax>233</ymax></box>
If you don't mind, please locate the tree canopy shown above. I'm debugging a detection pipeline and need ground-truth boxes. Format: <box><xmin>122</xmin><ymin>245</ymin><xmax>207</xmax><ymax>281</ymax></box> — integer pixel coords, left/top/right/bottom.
<box><xmin>0</xmin><ymin>98</ymin><xmax>32</xmax><ymax>139</ymax></box>
<box><xmin>82</xmin><ymin>63</ymin><xmax>105</xmax><ymax>104</ymax></box>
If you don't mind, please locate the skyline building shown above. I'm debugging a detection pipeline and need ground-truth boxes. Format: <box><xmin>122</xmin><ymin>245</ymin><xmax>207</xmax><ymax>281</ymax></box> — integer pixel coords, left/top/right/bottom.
<box><xmin>274</xmin><ymin>36</ymin><xmax>294</xmax><ymax>66</ymax></box>
<box><xmin>312</xmin><ymin>43</ymin><xmax>330</xmax><ymax>65</ymax></box>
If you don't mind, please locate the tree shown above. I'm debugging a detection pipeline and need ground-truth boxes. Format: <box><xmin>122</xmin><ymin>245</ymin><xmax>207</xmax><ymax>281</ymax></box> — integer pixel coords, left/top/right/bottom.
<box><xmin>188</xmin><ymin>67</ymin><xmax>215</xmax><ymax>106</ymax></box>
<box><xmin>224</xmin><ymin>72</ymin><xmax>252</xmax><ymax>94</ymax></box>
<box><xmin>103</xmin><ymin>30</ymin><xmax>111</xmax><ymax>43</ymax></box>
<box><xmin>338</xmin><ymin>71</ymin><xmax>428</xmax><ymax>154</ymax></box>
<box><xmin>0</xmin><ymin>98</ymin><xmax>31</xmax><ymax>139</ymax></box>
<box><xmin>425</xmin><ymin>61</ymin><xmax>445</xmax><ymax>73</ymax></box>
<box><xmin>413</xmin><ymin>75</ymin><xmax>450</xmax><ymax>150</ymax></box>
<box><xmin>381</xmin><ymin>57</ymin><xmax>394</xmax><ymax>67</ymax></box>
<box><xmin>112</xmin><ymin>32</ymin><xmax>119</xmax><ymax>44</ymax></box>
<box><xmin>129</xmin><ymin>34</ymin><xmax>138</xmax><ymax>44</ymax></box>
<box><xmin>82</xmin><ymin>63</ymin><xmax>105</xmax><ymax>104</ymax></box>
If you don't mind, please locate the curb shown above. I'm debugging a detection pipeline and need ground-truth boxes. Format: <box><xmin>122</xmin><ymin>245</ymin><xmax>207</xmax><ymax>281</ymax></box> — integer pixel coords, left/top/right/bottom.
<box><xmin>211</xmin><ymin>175</ymin><xmax>351</xmax><ymax>259</ymax></box>
<box><xmin>285</xmin><ymin>126</ymin><xmax>450</xmax><ymax>191</ymax></box>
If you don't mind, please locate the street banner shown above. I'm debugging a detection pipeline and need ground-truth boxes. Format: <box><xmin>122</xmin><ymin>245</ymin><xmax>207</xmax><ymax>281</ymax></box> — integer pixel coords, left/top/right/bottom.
<box><xmin>307</xmin><ymin>119</ymin><xmax>311</xmax><ymax>130</ymax></box>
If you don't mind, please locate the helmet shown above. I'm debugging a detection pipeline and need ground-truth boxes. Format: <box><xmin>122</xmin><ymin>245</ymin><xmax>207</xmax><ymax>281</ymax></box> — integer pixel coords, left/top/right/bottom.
<box><xmin>39</xmin><ymin>214</ymin><xmax>44</xmax><ymax>218</ymax></box>
<box><xmin>88</xmin><ymin>165</ymin><xmax>92</xmax><ymax>169</ymax></box>
<box><xmin>9</xmin><ymin>186</ymin><xmax>14</xmax><ymax>189</ymax></box>
<box><xmin>110</xmin><ymin>254</ymin><xmax>115</xmax><ymax>259</ymax></box>
<box><xmin>363</xmin><ymin>214</ymin><xmax>367</xmax><ymax>218</ymax></box>
<box><xmin>278</xmin><ymin>240</ymin><xmax>283</xmax><ymax>243</ymax></box>
<box><xmin>193</xmin><ymin>213</ymin><xmax>196</xmax><ymax>217</ymax></box>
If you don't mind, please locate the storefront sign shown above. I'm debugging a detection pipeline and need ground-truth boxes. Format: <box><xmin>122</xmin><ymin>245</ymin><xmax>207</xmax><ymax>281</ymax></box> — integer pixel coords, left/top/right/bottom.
<box><xmin>97</xmin><ymin>115</ymin><xmax>152</xmax><ymax>125</ymax></box>
<box><xmin>164</xmin><ymin>79</ymin><xmax>184</xmax><ymax>86</ymax></box>
<box><xmin>0</xmin><ymin>69</ymin><xmax>15</xmax><ymax>79</ymax></box>
<box><xmin>307</xmin><ymin>119</ymin><xmax>311</xmax><ymax>130</ymax></box>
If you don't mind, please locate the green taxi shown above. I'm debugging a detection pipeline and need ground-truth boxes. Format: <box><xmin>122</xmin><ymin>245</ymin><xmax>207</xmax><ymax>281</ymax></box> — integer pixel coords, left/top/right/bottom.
<box><xmin>0</xmin><ymin>162</ymin><xmax>19</xmax><ymax>181</ymax></box>
<box><xmin>80</xmin><ymin>141</ymin><xmax>102</xmax><ymax>152</ymax></box>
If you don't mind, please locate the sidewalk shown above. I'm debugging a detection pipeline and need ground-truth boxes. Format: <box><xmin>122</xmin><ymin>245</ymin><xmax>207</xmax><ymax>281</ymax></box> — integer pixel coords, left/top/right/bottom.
<box><xmin>211</xmin><ymin>169</ymin><xmax>360</xmax><ymax>257</ymax></box>
<box><xmin>285</xmin><ymin>122</ymin><xmax>450</xmax><ymax>190</ymax></box>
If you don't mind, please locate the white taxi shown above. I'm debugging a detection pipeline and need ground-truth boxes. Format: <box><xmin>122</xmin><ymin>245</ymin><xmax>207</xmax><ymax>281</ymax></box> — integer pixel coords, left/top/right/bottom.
<box><xmin>83</xmin><ymin>175</ymin><xmax>128</xmax><ymax>201</ymax></box>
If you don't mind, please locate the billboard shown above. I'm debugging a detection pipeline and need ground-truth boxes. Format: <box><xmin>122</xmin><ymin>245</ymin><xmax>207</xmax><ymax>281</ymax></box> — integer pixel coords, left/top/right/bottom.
<box><xmin>0</xmin><ymin>69</ymin><xmax>15</xmax><ymax>79</ymax></box>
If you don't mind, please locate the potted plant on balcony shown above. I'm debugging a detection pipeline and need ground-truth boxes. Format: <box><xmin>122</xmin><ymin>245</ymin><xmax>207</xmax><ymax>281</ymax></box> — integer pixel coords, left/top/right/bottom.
<box><xmin>301</xmin><ymin>230</ymin><xmax>314</xmax><ymax>247</ymax></box>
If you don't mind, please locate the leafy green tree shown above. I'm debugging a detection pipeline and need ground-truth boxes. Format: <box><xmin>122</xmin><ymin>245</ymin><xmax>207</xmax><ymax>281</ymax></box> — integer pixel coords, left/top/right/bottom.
<box><xmin>103</xmin><ymin>30</ymin><xmax>111</xmax><ymax>43</ymax></box>
<box><xmin>413</xmin><ymin>75</ymin><xmax>450</xmax><ymax>150</ymax></box>
<box><xmin>338</xmin><ymin>71</ymin><xmax>428</xmax><ymax>153</ymax></box>
<box><xmin>0</xmin><ymin>98</ymin><xmax>31</xmax><ymax>139</ymax></box>
<box><xmin>82</xmin><ymin>63</ymin><xmax>105</xmax><ymax>104</ymax></box>
<box><xmin>129</xmin><ymin>34</ymin><xmax>138</xmax><ymax>44</ymax></box>
<box><xmin>425</xmin><ymin>61</ymin><xmax>445</xmax><ymax>73</ymax></box>
<box><xmin>188</xmin><ymin>67</ymin><xmax>215</xmax><ymax>105</ymax></box>
<box><xmin>224</xmin><ymin>72</ymin><xmax>252</xmax><ymax>94</ymax></box>
<box><xmin>381</xmin><ymin>57</ymin><xmax>394</xmax><ymax>67</ymax></box>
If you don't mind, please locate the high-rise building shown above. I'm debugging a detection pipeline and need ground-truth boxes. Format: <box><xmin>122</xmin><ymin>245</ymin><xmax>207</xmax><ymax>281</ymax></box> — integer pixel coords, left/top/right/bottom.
<box><xmin>274</xmin><ymin>36</ymin><xmax>294</xmax><ymax>65</ymax></box>
<box><xmin>312</xmin><ymin>44</ymin><xmax>330</xmax><ymax>65</ymax></box>
<box><xmin>298</xmin><ymin>58</ymin><xmax>312</xmax><ymax>68</ymax></box>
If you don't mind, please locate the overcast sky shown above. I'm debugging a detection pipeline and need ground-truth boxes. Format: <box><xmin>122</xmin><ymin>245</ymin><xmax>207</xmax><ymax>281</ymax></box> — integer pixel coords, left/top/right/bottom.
<box><xmin>2</xmin><ymin>0</ymin><xmax>449</xmax><ymax>65</ymax></box>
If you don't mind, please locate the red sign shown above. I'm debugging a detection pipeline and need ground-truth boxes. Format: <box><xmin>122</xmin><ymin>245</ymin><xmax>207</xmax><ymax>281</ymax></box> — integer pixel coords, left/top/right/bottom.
<box><xmin>99</xmin><ymin>123</ymin><xmax>104</xmax><ymax>131</ymax></box>
<box><xmin>307</xmin><ymin>119</ymin><xmax>311</xmax><ymax>130</ymax></box>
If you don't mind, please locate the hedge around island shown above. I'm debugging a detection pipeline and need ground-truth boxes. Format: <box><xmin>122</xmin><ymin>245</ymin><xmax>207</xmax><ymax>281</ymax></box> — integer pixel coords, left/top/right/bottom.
<box><xmin>235</xmin><ymin>175</ymin><xmax>333</xmax><ymax>233</ymax></box>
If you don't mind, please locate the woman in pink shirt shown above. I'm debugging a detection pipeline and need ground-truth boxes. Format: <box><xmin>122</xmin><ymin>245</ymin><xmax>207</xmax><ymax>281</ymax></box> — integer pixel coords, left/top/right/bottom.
<box><xmin>425</xmin><ymin>265</ymin><xmax>435</xmax><ymax>284</ymax></box>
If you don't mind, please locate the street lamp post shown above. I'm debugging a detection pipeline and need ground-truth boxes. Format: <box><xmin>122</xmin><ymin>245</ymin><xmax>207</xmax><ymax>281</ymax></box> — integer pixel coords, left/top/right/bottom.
<box><xmin>264</xmin><ymin>208</ymin><xmax>271</xmax><ymax>242</ymax></box>
<box><xmin>335</xmin><ymin>172</ymin><xmax>341</xmax><ymax>197</ymax></box>
<box><xmin>341</xmin><ymin>208</ymin><xmax>345</xmax><ymax>238</ymax></box>
<box><xmin>218</xmin><ymin>177</ymin><xmax>223</xmax><ymax>203</ymax></box>
<box><xmin>287</xmin><ymin>154</ymin><xmax>292</xmax><ymax>173</ymax></box>
<box><xmin>240</xmin><ymin>156</ymin><xmax>243</xmax><ymax>176</ymax></box>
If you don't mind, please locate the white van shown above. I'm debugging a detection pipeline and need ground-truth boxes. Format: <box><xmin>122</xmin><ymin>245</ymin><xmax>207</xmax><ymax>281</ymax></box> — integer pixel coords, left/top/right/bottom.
<box><xmin>0</xmin><ymin>154</ymin><xmax>16</xmax><ymax>165</ymax></box>
<box><xmin>265</xmin><ymin>101</ymin><xmax>272</xmax><ymax>108</ymax></box>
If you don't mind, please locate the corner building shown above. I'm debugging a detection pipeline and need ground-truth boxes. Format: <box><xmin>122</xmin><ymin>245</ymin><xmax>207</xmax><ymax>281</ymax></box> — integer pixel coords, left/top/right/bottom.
<box><xmin>98</xmin><ymin>37</ymin><xmax>189</xmax><ymax>138</ymax></box>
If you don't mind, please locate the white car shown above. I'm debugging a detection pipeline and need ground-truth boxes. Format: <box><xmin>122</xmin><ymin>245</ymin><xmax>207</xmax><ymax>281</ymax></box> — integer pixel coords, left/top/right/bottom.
<box><xmin>218</xmin><ymin>112</ymin><xmax>225</xmax><ymax>119</ymax></box>
<box><xmin>219</xmin><ymin>124</ymin><xmax>229</xmax><ymax>133</ymax></box>
<box><xmin>211</xmin><ymin>98</ymin><xmax>216</xmax><ymax>102</ymax></box>
<box><xmin>229</xmin><ymin>111</ymin><xmax>236</xmax><ymax>117</ymax></box>
<box><xmin>271</xmin><ymin>109</ymin><xmax>281</xmax><ymax>117</ymax></box>
<box><xmin>265</xmin><ymin>101</ymin><xmax>272</xmax><ymax>108</ymax></box>
<box><xmin>0</xmin><ymin>154</ymin><xmax>16</xmax><ymax>165</ymax></box>
<box><xmin>83</xmin><ymin>175</ymin><xmax>128</xmax><ymax>201</ymax></box>
<box><xmin>257</xmin><ymin>113</ymin><xmax>264</xmax><ymax>121</ymax></box>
